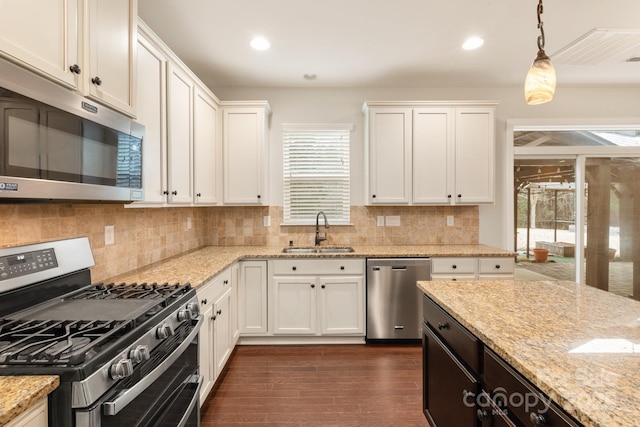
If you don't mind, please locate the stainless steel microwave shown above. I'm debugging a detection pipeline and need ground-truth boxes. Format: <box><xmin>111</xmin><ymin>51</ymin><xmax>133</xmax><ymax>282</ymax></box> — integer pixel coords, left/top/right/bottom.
<box><xmin>0</xmin><ymin>59</ymin><xmax>143</xmax><ymax>202</ymax></box>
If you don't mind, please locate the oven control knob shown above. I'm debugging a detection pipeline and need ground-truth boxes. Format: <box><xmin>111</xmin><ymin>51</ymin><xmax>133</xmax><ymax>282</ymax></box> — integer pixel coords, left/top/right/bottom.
<box><xmin>178</xmin><ymin>302</ymin><xmax>200</xmax><ymax>321</ymax></box>
<box><xmin>156</xmin><ymin>323</ymin><xmax>175</xmax><ymax>339</ymax></box>
<box><xmin>129</xmin><ymin>345</ymin><xmax>150</xmax><ymax>363</ymax></box>
<box><xmin>110</xmin><ymin>359</ymin><xmax>134</xmax><ymax>380</ymax></box>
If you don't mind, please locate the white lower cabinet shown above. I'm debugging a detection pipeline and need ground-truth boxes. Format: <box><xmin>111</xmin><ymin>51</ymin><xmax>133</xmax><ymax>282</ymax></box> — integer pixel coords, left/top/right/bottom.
<box><xmin>431</xmin><ymin>257</ymin><xmax>514</xmax><ymax>280</ymax></box>
<box><xmin>197</xmin><ymin>267</ymin><xmax>234</xmax><ymax>406</ymax></box>
<box><xmin>238</xmin><ymin>260</ymin><xmax>268</xmax><ymax>335</ymax></box>
<box><xmin>269</xmin><ymin>259</ymin><xmax>365</xmax><ymax>337</ymax></box>
<box><xmin>5</xmin><ymin>398</ymin><xmax>47</xmax><ymax>427</ymax></box>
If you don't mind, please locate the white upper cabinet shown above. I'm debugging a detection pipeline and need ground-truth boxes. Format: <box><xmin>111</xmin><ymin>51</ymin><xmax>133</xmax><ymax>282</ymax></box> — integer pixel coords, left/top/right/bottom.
<box><xmin>83</xmin><ymin>0</ymin><xmax>136</xmax><ymax>116</ymax></box>
<box><xmin>412</xmin><ymin>108</ymin><xmax>454</xmax><ymax>204</ymax></box>
<box><xmin>454</xmin><ymin>108</ymin><xmax>495</xmax><ymax>204</ymax></box>
<box><xmin>0</xmin><ymin>0</ymin><xmax>136</xmax><ymax>116</ymax></box>
<box><xmin>363</xmin><ymin>101</ymin><xmax>498</xmax><ymax>206</ymax></box>
<box><xmin>167</xmin><ymin>62</ymin><xmax>194</xmax><ymax>204</ymax></box>
<box><xmin>135</xmin><ymin>28</ymin><xmax>167</xmax><ymax>204</ymax></box>
<box><xmin>222</xmin><ymin>102</ymin><xmax>271</xmax><ymax>205</ymax></box>
<box><xmin>365</xmin><ymin>108</ymin><xmax>412</xmax><ymax>204</ymax></box>
<box><xmin>193</xmin><ymin>87</ymin><xmax>219</xmax><ymax>205</ymax></box>
<box><xmin>0</xmin><ymin>0</ymin><xmax>81</xmax><ymax>89</ymax></box>
<box><xmin>132</xmin><ymin>21</ymin><xmax>220</xmax><ymax>207</ymax></box>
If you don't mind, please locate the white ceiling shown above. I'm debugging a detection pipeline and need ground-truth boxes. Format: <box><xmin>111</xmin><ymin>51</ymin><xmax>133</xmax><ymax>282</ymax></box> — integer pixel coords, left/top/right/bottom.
<box><xmin>138</xmin><ymin>0</ymin><xmax>640</xmax><ymax>90</ymax></box>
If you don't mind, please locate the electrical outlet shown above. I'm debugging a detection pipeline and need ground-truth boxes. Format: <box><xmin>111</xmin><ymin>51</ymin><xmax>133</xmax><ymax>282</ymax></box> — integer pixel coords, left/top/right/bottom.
<box><xmin>377</xmin><ymin>216</ymin><xmax>385</xmax><ymax>227</ymax></box>
<box><xmin>104</xmin><ymin>225</ymin><xmax>115</xmax><ymax>245</ymax></box>
<box><xmin>263</xmin><ymin>215</ymin><xmax>271</xmax><ymax>227</ymax></box>
<box><xmin>385</xmin><ymin>215</ymin><xmax>400</xmax><ymax>227</ymax></box>
<box><xmin>446</xmin><ymin>215</ymin><xmax>454</xmax><ymax>227</ymax></box>
<box><xmin>187</xmin><ymin>217</ymin><xmax>192</xmax><ymax>230</ymax></box>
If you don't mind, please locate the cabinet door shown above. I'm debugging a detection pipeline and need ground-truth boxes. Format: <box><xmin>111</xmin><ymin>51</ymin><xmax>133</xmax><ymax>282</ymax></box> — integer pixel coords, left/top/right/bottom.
<box><xmin>134</xmin><ymin>31</ymin><xmax>168</xmax><ymax>204</ymax></box>
<box><xmin>272</xmin><ymin>277</ymin><xmax>316</xmax><ymax>335</ymax></box>
<box><xmin>223</xmin><ymin>107</ymin><xmax>266</xmax><ymax>205</ymax></box>
<box><xmin>423</xmin><ymin>325</ymin><xmax>479</xmax><ymax>427</ymax></box>
<box><xmin>239</xmin><ymin>260</ymin><xmax>268</xmax><ymax>335</ymax></box>
<box><xmin>0</xmin><ymin>0</ymin><xmax>80</xmax><ymax>89</ymax></box>
<box><xmin>193</xmin><ymin>87</ymin><xmax>218</xmax><ymax>204</ymax></box>
<box><xmin>198</xmin><ymin>300</ymin><xmax>214</xmax><ymax>405</ymax></box>
<box><xmin>84</xmin><ymin>0</ymin><xmax>136</xmax><ymax>116</ymax></box>
<box><xmin>454</xmin><ymin>108</ymin><xmax>494</xmax><ymax>204</ymax></box>
<box><xmin>5</xmin><ymin>398</ymin><xmax>47</xmax><ymax>427</ymax></box>
<box><xmin>318</xmin><ymin>276</ymin><xmax>365</xmax><ymax>335</ymax></box>
<box><xmin>166</xmin><ymin>62</ymin><xmax>194</xmax><ymax>203</ymax></box>
<box><xmin>367</xmin><ymin>108</ymin><xmax>412</xmax><ymax>204</ymax></box>
<box><xmin>413</xmin><ymin>108</ymin><xmax>455</xmax><ymax>204</ymax></box>
<box><xmin>213</xmin><ymin>287</ymin><xmax>232</xmax><ymax>378</ymax></box>
<box><xmin>230</xmin><ymin>263</ymin><xmax>240</xmax><ymax>345</ymax></box>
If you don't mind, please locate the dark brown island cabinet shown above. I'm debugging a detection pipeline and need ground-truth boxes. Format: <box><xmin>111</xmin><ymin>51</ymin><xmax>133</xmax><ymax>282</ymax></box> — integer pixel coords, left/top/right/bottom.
<box><xmin>421</xmin><ymin>294</ymin><xmax>582</xmax><ymax>427</ymax></box>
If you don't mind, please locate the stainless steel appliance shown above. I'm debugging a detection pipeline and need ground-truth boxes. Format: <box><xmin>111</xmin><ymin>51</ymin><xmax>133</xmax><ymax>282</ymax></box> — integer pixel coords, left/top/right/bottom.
<box><xmin>0</xmin><ymin>238</ymin><xmax>202</xmax><ymax>426</ymax></box>
<box><xmin>366</xmin><ymin>258</ymin><xmax>431</xmax><ymax>340</ymax></box>
<box><xmin>0</xmin><ymin>58</ymin><xmax>144</xmax><ymax>202</ymax></box>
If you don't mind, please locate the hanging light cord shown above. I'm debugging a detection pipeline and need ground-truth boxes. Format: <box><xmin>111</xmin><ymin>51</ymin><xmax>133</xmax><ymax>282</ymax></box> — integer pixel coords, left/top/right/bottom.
<box><xmin>536</xmin><ymin>0</ymin><xmax>546</xmax><ymax>51</ymax></box>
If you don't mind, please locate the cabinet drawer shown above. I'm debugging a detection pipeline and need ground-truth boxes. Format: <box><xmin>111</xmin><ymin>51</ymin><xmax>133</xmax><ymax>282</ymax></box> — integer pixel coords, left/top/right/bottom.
<box><xmin>432</xmin><ymin>257</ymin><xmax>477</xmax><ymax>274</ymax></box>
<box><xmin>478</xmin><ymin>257</ymin><xmax>515</xmax><ymax>274</ymax></box>
<box><xmin>422</xmin><ymin>295</ymin><xmax>479</xmax><ymax>374</ymax></box>
<box><xmin>484</xmin><ymin>348</ymin><xmax>580</xmax><ymax>427</ymax></box>
<box><xmin>272</xmin><ymin>259</ymin><xmax>364</xmax><ymax>275</ymax></box>
<box><xmin>198</xmin><ymin>268</ymin><xmax>232</xmax><ymax>304</ymax></box>
<box><xmin>431</xmin><ymin>273</ymin><xmax>477</xmax><ymax>281</ymax></box>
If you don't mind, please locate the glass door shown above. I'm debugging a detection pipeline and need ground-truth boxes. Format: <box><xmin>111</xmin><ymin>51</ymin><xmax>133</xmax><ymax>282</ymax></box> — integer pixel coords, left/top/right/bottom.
<box><xmin>512</xmin><ymin>127</ymin><xmax>640</xmax><ymax>300</ymax></box>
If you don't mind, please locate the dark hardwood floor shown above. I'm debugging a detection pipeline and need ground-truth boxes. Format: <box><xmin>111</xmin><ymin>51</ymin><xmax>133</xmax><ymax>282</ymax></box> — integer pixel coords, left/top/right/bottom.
<box><xmin>200</xmin><ymin>344</ymin><xmax>427</xmax><ymax>426</ymax></box>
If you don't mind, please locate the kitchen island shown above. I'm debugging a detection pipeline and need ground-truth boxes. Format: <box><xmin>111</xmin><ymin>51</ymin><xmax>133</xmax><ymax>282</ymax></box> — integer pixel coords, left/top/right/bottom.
<box><xmin>0</xmin><ymin>376</ymin><xmax>58</xmax><ymax>426</ymax></box>
<box><xmin>417</xmin><ymin>279</ymin><xmax>640</xmax><ymax>427</ymax></box>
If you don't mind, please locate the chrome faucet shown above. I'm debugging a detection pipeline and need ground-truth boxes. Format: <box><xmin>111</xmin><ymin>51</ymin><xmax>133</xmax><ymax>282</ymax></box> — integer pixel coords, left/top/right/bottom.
<box><xmin>315</xmin><ymin>211</ymin><xmax>330</xmax><ymax>246</ymax></box>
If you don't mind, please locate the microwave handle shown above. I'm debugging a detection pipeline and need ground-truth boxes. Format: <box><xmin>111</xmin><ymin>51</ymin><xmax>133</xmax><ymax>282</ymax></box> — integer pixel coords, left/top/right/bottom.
<box><xmin>102</xmin><ymin>315</ymin><xmax>203</xmax><ymax>416</ymax></box>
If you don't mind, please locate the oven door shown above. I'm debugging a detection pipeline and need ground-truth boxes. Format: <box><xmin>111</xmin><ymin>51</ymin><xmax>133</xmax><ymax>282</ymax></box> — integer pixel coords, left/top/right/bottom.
<box><xmin>75</xmin><ymin>329</ymin><xmax>201</xmax><ymax>427</ymax></box>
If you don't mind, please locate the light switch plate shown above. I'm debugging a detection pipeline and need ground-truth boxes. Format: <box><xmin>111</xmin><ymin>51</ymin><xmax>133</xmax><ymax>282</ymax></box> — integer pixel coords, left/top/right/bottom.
<box><xmin>385</xmin><ymin>215</ymin><xmax>400</xmax><ymax>226</ymax></box>
<box><xmin>446</xmin><ymin>215</ymin><xmax>454</xmax><ymax>227</ymax></box>
<box><xmin>104</xmin><ymin>225</ymin><xmax>115</xmax><ymax>245</ymax></box>
<box><xmin>187</xmin><ymin>217</ymin><xmax>192</xmax><ymax>230</ymax></box>
<box><xmin>263</xmin><ymin>215</ymin><xmax>271</xmax><ymax>227</ymax></box>
<box><xmin>377</xmin><ymin>216</ymin><xmax>385</xmax><ymax>227</ymax></box>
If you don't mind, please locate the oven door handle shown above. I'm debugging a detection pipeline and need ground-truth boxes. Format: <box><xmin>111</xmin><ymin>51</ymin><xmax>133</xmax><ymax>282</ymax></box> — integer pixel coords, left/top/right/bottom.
<box><xmin>176</xmin><ymin>374</ymin><xmax>203</xmax><ymax>427</ymax></box>
<box><xmin>102</xmin><ymin>316</ymin><xmax>203</xmax><ymax>416</ymax></box>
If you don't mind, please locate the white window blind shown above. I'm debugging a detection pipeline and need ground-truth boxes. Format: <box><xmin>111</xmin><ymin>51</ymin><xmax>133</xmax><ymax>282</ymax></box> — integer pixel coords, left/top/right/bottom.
<box><xmin>283</xmin><ymin>124</ymin><xmax>351</xmax><ymax>225</ymax></box>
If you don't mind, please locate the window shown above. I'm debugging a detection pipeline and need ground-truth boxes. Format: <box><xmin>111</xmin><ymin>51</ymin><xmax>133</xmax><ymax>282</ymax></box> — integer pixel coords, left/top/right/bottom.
<box><xmin>283</xmin><ymin>124</ymin><xmax>352</xmax><ymax>225</ymax></box>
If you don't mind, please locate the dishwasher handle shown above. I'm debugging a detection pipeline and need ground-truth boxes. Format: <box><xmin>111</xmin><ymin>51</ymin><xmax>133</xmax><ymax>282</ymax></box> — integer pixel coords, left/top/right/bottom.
<box><xmin>391</xmin><ymin>266</ymin><xmax>407</xmax><ymax>271</ymax></box>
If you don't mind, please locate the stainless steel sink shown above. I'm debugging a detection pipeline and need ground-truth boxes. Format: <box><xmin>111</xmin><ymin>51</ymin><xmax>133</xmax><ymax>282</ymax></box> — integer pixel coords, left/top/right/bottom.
<box><xmin>282</xmin><ymin>246</ymin><xmax>354</xmax><ymax>254</ymax></box>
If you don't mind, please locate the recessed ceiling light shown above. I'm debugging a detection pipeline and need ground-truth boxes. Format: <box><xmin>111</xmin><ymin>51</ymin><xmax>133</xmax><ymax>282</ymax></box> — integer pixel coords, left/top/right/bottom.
<box><xmin>462</xmin><ymin>36</ymin><xmax>484</xmax><ymax>50</ymax></box>
<box><xmin>250</xmin><ymin>36</ymin><xmax>270</xmax><ymax>51</ymax></box>
<box><xmin>303</xmin><ymin>74</ymin><xmax>317</xmax><ymax>81</ymax></box>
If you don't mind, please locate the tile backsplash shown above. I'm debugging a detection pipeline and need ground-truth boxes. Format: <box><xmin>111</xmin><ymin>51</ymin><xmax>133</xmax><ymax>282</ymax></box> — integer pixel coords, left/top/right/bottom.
<box><xmin>0</xmin><ymin>204</ymin><xmax>478</xmax><ymax>282</ymax></box>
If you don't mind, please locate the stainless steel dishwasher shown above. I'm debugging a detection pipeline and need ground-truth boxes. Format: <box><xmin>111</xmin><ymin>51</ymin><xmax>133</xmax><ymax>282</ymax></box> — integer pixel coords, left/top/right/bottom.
<box><xmin>366</xmin><ymin>258</ymin><xmax>431</xmax><ymax>340</ymax></box>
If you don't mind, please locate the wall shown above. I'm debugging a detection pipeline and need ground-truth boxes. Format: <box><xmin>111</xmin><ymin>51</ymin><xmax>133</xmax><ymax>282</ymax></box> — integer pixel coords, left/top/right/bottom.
<box><xmin>0</xmin><ymin>204</ymin><xmax>206</xmax><ymax>282</ymax></box>
<box><xmin>213</xmin><ymin>85</ymin><xmax>640</xmax><ymax>250</ymax></box>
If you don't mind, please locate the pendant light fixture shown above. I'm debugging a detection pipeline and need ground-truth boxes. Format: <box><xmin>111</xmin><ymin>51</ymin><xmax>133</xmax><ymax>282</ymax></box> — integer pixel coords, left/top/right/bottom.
<box><xmin>524</xmin><ymin>0</ymin><xmax>556</xmax><ymax>105</ymax></box>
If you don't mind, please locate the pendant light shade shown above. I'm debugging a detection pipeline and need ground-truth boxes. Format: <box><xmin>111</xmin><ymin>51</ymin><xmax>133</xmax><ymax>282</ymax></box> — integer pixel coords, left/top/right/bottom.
<box><xmin>525</xmin><ymin>0</ymin><xmax>556</xmax><ymax>105</ymax></box>
<box><xmin>525</xmin><ymin>49</ymin><xmax>556</xmax><ymax>105</ymax></box>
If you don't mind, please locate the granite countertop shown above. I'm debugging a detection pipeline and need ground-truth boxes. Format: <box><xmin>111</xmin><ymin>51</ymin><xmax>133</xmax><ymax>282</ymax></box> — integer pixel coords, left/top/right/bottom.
<box><xmin>4</xmin><ymin>243</ymin><xmax>512</xmax><ymax>424</ymax></box>
<box><xmin>0</xmin><ymin>376</ymin><xmax>59</xmax><ymax>425</ymax></box>
<box><xmin>417</xmin><ymin>279</ymin><xmax>640</xmax><ymax>427</ymax></box>
<box><xmin>106</xmin><ymin>244</ymin><xmax>514</xmax><ymax>288</ymax></box>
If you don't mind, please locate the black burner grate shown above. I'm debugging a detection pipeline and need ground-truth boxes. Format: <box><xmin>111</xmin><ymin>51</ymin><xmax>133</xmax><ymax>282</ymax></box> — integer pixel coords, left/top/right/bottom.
<box><xmin>0</xmin><ymin>318</ymin><xmax>131</xmax><ymax>365</ymax></box>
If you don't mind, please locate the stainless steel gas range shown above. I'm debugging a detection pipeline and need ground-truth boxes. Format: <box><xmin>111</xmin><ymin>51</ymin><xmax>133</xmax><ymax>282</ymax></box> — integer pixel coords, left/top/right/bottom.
<box><xmin>0</xmin><ymin>237</ymin><xmax>203</xmax><ymax>427</ymax></box>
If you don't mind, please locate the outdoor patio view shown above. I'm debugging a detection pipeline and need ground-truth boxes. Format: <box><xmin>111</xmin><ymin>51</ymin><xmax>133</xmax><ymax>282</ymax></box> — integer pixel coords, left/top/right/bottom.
<box><xmin>514</xmin><ymin>129</ymin><xmax>640</xmax><ymax>300</ymax></box>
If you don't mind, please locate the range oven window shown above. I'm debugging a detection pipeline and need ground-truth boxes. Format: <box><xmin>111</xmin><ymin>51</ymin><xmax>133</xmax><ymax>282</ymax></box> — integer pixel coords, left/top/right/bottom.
<box><xmin>0</xmin><ymin>87</ymin><xmax>142</xmax><ymax>188</ymax></box>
